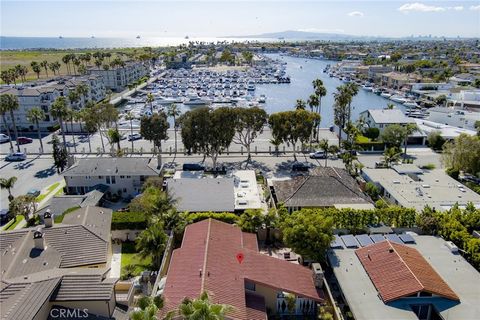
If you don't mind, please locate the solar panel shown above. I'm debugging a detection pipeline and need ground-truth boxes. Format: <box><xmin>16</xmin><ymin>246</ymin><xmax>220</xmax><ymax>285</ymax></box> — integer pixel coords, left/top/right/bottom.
<box><xmin>370</xmin><ymin>234</ymin><xmax>385</xmax><ymax>243</ymax></box>
<box><xmin>385</xmin><ymin>233</ymin><xmax>403</xmax><ymax>244</ymax></box>
<box><xmin>355</xmin><ymin>234</ymin><xmax>374</xmax><ymax>247</ymax></box>
<box><xmin>341</xmin><ymin>234</ymin><xmax>359</xmax><ymax>248</ymax></box>
<box><xmin>399</xmin><ymin>233</ymin><xmax>416</xmax><ymax>243</ymax></box>
<box><xmin>330</xmin><ymin>235</ymin><xmax>344</xmax><ymax>249</ymax></box>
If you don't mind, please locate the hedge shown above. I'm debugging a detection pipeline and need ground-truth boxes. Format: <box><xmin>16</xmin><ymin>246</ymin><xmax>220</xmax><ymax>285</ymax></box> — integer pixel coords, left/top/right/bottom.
<box><xmin>112</xmin><ymin>211</ymin><xmax>148</xmax><ymax>230</ymax></box>
<box><xmin>183</xmin><ymin>212</ymin><xmax>239</xmax><ymax>225</ymax></box>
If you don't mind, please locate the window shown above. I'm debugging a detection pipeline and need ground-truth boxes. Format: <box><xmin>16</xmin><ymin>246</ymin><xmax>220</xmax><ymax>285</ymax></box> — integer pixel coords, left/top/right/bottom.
<box><xmin>245</xmin><ymin>281</ymin><xmax>256</xmax><ymax>291</ymax></box>
<box><xmin>140</xmin><ymin>176</ymin><xmax>145</xmax><ymax>182</ymax></box>
<box><xmin>106</xmin><ymin>176</ymin><xmax>111</xmax><ymax>184</ymax></box>
<box><xmin>120</xmin><ymin>175</ymin><xmax>125</xmax><ymax>179</ymax></box>
<box><xmin>111</xmin><ymin>176</ymin><xmax>116</xmax><ymax>184</ymax></box>
<box><xmin>98</xmin><ymin>176</ymin><xmax>103</xmax><ymax>179</ymax></box>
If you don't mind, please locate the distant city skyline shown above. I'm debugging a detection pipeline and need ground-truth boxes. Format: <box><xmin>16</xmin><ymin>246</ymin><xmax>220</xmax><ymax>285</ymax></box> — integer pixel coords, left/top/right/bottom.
<box><xmin>1</xmin><ymin>1</ymin><xmax>479</xmax><ymax>38</ymax></box>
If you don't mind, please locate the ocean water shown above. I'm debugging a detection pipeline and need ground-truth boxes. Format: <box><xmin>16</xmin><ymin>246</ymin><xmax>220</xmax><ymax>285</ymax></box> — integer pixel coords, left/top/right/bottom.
<box><xmin>0</xmin><ymin>36</ymin><xmax>277</xmax><ymax>50</ymax></box>
<box><xmin>257</xmin><ymin>54</ymin><xmax>406</xmax><ymax>126</ymax></box>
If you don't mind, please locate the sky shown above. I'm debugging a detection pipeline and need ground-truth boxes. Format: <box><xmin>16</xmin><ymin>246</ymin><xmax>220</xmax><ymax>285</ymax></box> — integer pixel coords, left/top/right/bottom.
<box><xmin>1</xmin><ymin>0</ymin><xmax>479</xmax><ymax>38</ymax></box>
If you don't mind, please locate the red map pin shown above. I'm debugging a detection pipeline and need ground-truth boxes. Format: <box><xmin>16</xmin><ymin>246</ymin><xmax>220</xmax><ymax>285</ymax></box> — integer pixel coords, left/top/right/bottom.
<box><xmin>236</xmin><ymin>253</ymin><xmax>244</xmax><ymax>264</ymax></box>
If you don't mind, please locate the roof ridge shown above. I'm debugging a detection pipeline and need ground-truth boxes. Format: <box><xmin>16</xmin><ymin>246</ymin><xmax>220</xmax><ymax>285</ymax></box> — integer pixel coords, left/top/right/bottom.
<box><xmin>4</xmin><ymin>230</ymin><xmax>33</xmax><ymax>279</ymax></box>
<box><xmin>200</xmin><ymin>219</ymin><xmax>212</xmax><ymax>293</ymax></box>
<box><xmin>390</xmin><ymin>241</ymin><xmax>424</xmax><ymax>292</ymax></box>
<box><xmin>285</xmin><ymin>176</ymin><xmax>310</xmax><ymax>203</ymax></box>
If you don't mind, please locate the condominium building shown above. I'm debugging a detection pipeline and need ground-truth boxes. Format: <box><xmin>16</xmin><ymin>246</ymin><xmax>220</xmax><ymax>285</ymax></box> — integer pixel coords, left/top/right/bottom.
<box><xmin>87</xmin><ymin>61</ymin><xmax>148</xmax><ymax>91</ymax></box>
<box><xmin>0</xmin><ymin>75</ymin><xmax>105</xmax><ymax>131</ymax></box>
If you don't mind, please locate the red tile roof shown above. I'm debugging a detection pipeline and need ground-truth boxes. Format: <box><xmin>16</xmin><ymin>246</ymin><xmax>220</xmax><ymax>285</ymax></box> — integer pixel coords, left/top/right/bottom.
<box><xmin>356</xmin><ymin>240</ymin><xmax>459</xmax><ymax>303</ymax></box>
<box><xmin>161</xmin><ymin>219</ymin><xmax>324</xmax><ymax>319</ymax></box>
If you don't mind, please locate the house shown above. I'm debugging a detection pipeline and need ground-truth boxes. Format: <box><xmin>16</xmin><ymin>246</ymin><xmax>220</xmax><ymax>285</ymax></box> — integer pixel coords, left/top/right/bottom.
<box><xmin>362</xmin><ymin>165</ymin><xmax>480</xmax><ymax>212</ymax></box>
<box><xmin>426</xmin><ymin>107</ymin><xmax>480</xmax><ymax>130</ymax></box>
<box><xmin>36</xmin><ymin>189</ymin><xmax>104</xmax><ymax>220</ymax></box>
<box><xmin>270</xmin><ymin>167</ymin><xmax>373</xmax><ymax>212</ymax></box>
<box><xmin>0</xmin><ymin>206</ymin><xmax>122</xmax><ymax>320</ymax></box>
<box><xmin>62</xmin><ymin>157</ymin><xmax>160</xmax><ymax>198</ymax></box>
<box><xmin>167</xmin><ymin>170</ymin><xmax>262</xmax><ymax>213</ymax></box>
<box><xmin>160</xmin><ymin>219</ymin><xmax>325</xmax><ymax>319</ymax></box>
<box><xmin>381</xmin><ymin>72</ymin><xmax>421</xmax><ymax>89</ymax></box>
<box><xmin>327</xmin><ymin>235</ymin><xmax>480</xmax><ymax>320</ymax></box>
<box><xmin>87</xmin><ymin>61</ymin><xmax>148</xmax><ymax>91</ymax></box>
<box><xmin>359</xmin><ymin>109</ymin><xmax>416</xmax><ymax>131</ymax></box>
<box><xmin>0</xmin><ymin>75</ymin><xmax>105</xmax><ymax>131</ymax></box>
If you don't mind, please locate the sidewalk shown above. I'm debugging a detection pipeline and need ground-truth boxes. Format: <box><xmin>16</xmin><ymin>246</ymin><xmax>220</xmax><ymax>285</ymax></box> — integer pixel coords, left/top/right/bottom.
<box><xmin>110</xmin><ymin>243</ymin><xmax>122</xmax><ymax>279</ymax></box>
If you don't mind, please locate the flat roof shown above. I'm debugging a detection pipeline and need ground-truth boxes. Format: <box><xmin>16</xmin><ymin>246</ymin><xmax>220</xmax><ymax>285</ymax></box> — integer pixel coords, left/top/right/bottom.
<box><xmin>362</xmin><ymin>168</ymin><xmax>480</xmax><ymax>212</ymax></box>
<box><xmin>414</xmin><ymin>119</ymin><xmax>477</xmax><ymax>140</ymax></box>
<box><xmin>327</xmin><ymin>235</ymin><xmax>480</xmax><ymax>320</ymax></box>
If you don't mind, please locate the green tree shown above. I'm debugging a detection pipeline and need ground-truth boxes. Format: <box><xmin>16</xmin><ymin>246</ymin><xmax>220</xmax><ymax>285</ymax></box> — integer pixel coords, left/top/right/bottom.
<box><xmin>312</xmin><ymin>79</ymin><xmax>327</xmax><ymax>140</ymax></box>
<box><xmin>107</xmin><ymin>128</ymin><xmax>122</xmax><ymax>156</ymax></box>
<box><xmin>9</xmin><ymin>195</ymin><xmax>36</xmax><ymax>221</ymax></box>
<box><xmin>175</xmin><ymin>291</ymin><xmax>233</xmax><ymax>320</ymax></box>
<box><xmin>365</xmin><ymin>182</ymin><xmax>380</xmax><ymax>201</ymax></box>
<box><xmin>363</xmin><ymin>127</ymin><xmax>380</xmax><ymax>141</ymax></box>
<box><xmin>381</xmin><ymin>124</ymin><xmax>408</xmax><ymax>149</ymax></box>
<box><xmin>232</xmin><ymin>107</ymin><xmax>267</xmax><ymax>164</ymax></box>
<box><xmin>427</xmin><ymin>130</ymin><xmax>445</xmax><ymax>151</ymax></box>
<box><xmin>52</xmin><ymin>134</ymin><xmax>68</xmax><ymax>172</ymax></box>
<box><xmin>318</xmin><ymin>138</ymin><xmax>330</xmax><ymax>167</ymax></box>
<box><xmin>295</xmin><ymin>99</ymin><xmax>306</xmax><ymax>110</ymax></box>
<box><xmin>268</xmin><ymin>110</ymin><xmax>319</xmax><ymax>161</ymax></box>
<box><xmin>333</xmin><ymin>83</ymin><xmax>358</xmax><ymax>145</ymax></box>
<box><xmin>179</xmin><ymin>107</ymin><xmax>235</xmax><ymax>169</ymax></box>
<box><xmin>125</xmin><ymin>111</ymin><xmax>136</xmax><ymax>152</ymax></box>
<box><xmin>442</xmin><ymin>134</ymin><xmax>480</xmax><ymax>175</ymax></box>
<box><xmin>281</xmin><ymin>209</ymin><xmax>334</xmax><ymax>262</ymax></box>
<box><xmin>50</xmin><ymin>96</ymin><xmax>70</xmax><ymax>149</ymax></box>
<box><xmin>0</xmin><ymin>176</ymin><xmax>17</xmax><ymax>202</ymax></box>
<box><xmin>140</xmin><ymin>112</ymin><xmax>169</xmax><ymax>168</ymax></box>
<box><xmin>0</xmin><ymin>93</ymin><xmax>20</xmax><ymax>151</ymax></box>
<box><xmin>40</xmin><ymin>60</ymin><xmax>49</xmax><ymax>77</ymax></box>
<box><xmin>26</xmin><ymin>107</ymin><xmax>45</xmax><ymax>153</ymax></box>
<box><xmin>131</xmin><ymin>295</ymin><xmax>163</xmax><ymax>320</ymax></box>
<box><xmin>135</xmin><ymin>222</ymin><xmax>167</xmax><ymax>268</ymax></box>
<box><xmin>237</xmin><ymin>209</ymin><xmax>264</xmax><ymax>232</ymax></box>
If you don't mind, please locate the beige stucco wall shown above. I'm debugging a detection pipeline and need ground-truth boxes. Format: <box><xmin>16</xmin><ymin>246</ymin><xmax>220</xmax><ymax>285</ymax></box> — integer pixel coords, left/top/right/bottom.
<box><xmin>250</xmin><ymin>283</ymin><xmax>278</xmax><ymax>314</ymax></box>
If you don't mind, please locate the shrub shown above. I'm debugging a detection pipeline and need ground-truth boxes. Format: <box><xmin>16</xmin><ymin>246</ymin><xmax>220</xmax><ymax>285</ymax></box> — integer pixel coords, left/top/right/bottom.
<box><xmin>112</xmin><ymin>211</ymin><xmax>148</xmax><ymax>230</ymax></box>
<box><xmin>375</xmin><ymin>198</ymin><xmax>389</xmax><ymax>209</ymax></box>
<box><xmin>446</xmin><ymin>167</ymin><xmax>459</xmax><ymax>180</ymax></box>
<box><xmin>427</xmin><ymin>131</ymin><xmax>445</xmax><ymax>151</ymax></box>
<box><xmin>421</xmin><ymin>163</ymin><xmax>436</xmax><ymax>170</ymax></box>
<box><xmin>47</xmin><ymin>124</ymin><xmax>61</xmax><ymax>132</ymax></box>
<box><xmin>365</xmin><ymin>182</ymin><xmax>380</xmax><ymax>201</ymax></box>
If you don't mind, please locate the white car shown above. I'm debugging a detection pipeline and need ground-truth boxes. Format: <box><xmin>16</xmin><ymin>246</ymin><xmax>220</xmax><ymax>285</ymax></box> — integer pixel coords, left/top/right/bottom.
<box><xmin>0</xmin><ymin>134</ymin><xmax>10</xmax><ymax>144</ymax></box>
<box><xmin>5</xmin><ymin>152</ymin><xmax>27</xmax><ymax>161</ymax></box>
<box><xmin>309</xmin><ymin>151</ymin><xmax>327</xmax><ymax>159</ymax></box>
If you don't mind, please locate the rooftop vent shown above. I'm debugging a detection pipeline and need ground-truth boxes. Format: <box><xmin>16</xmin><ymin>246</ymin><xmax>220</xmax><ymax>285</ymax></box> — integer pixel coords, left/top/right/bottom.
<box><xmin>44</xmin><ymin>209</ymin><xmax>54</xmax><ymax>228</ymax></box>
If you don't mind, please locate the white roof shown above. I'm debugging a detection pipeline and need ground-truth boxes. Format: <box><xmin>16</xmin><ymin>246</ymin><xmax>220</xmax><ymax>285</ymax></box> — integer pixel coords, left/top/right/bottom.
<box><xmin>414</xmin><ymin>119</ymin><xmax>477</xmax><ymax>140</ymax></box>
<box><xmin>363</xmin><ymin>109</ymin><xmax>415</xmax><ymax>125</ymax></box>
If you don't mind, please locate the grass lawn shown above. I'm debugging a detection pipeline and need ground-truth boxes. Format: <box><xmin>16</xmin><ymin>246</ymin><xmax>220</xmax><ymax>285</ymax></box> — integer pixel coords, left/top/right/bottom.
<box><xmin>36</xmin><ymin>182</ymin><xmax>60</xmax><ymax>202</ymax></box>
<box><xmin>3</xmin><ymin>216</ymin><xmax>25</xmax><ymax>231</ymax></box>
<box><xmin>121</xmin><ymin>242</ymin><xmax>153</xmax><ymax>277</ymax></box>
<box><xmin>356</xmin><ymin>135</ymin><xmax>372</xmax><ymax>144</ymax></box>
<box><xmin>54</xmin><ymin>206</ymin><xmax>81</xmax><ymax>223</ymax></box>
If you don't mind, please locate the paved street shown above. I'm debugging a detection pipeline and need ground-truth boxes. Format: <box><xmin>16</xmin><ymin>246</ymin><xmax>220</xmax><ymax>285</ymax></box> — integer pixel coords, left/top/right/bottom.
<box><xmin>0</xmin><ymin>157</ymin><xmax>62</xmax><ymax>209</ymax></box>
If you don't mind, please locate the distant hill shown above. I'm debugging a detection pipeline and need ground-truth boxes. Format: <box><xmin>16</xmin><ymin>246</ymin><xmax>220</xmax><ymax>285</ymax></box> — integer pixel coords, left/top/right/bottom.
<box><xmin>228</xmin><ymin>30</ymin><xmax>383</xmax><ymax>41</ymax></box>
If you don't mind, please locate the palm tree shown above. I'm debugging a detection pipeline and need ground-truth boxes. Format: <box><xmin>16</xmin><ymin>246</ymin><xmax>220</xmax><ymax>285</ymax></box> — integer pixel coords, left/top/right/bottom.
<box><xmin>383</xmin><ymin>147</ymin><xmax>401</xmax><ymax>168</ymax></box>
<box><xmin>135</xmin><ymin>222</ymin><xmax>167</xmax><ymax>268</ymax></box>
<box><xmin>131</xmin><ymin>296</ymin><xmax>164</xmax><ymax>320</ymax></box>
<box><xmin>319</xmin><ymin>138</ymin><xmax>329</xmax><ymax>167</ymax></box>
<box><xmin>175</xmin><ymin>291</ymin><xmax>233</xmax><ymax>320</ymax></box>
<box><xmin>307</xmin><ymin>94</ymin><xmax>319</xmax><ymax>142</ymax></box>
<box><xmin>167</xmin><ymin>103</ymin><xmax>180</xmax><ymax>158</ymax></box>
<box><xmin>0</xmin><ymin>176</ymin><xmax>17</xmax><ymax>202</ymax></box>
<box><xmin>40</xmin><ymin>60</ymin><xmax>49</xmax><ymax>77</ymax></box>
<box><xmin>76</xmin><ymin>83</ymin><xmax>90</xmax><ymax>103</ymax></box>
<box><xmin>125</xmin><ymin>112</ymin><xmax>136</xmax><ymax>152</ymax></box>
<box><xmin>62</xmin><ymin>54</ymin><xmax>71</xmax><ymax>75</ymax></box>
<box><xmin>26</xmin><ymin>107</ymin><xmax>45</xmax><ymax>153</ymax></box>
<box><xmin>403</xmin><ymin>123</ymin><xmax>418</xmax><ymax>157</ymax></box>
<box><xmin>30</xmin><ymin>61</ymin><xmax>41</xmax><ymax>79</ymax></box>
<box><xmin>312</xmin><ymin>79</ymin><xmax>327</xmax><ymax>140</ymax></box>
<box><xmin>294</xmin><ymin>99</ymin><xmax>306</xmax><ymax>110</ymax></box>
<box><xmin>67</xmin><ymin>108</ymin><xmax>77</xmax><ymax>153</ymax></box>
<box><xmin>146</xmin><ymin>93</ymin><xmax>155</xmax><ymax>114</ymax></box>
<box><xmin>0</xmin><ymin>93</ymin><xmax>21</xmax><ymax>152</ymax></box>
<box><xmin>76</xmin><ymin>108</ymin><xmax>91</xmax><ymax>153</ymax></box>
<box><xmin>50</xmin><ymin>96</ymin><xmax>69</xmax><ymax>149</ymax></box>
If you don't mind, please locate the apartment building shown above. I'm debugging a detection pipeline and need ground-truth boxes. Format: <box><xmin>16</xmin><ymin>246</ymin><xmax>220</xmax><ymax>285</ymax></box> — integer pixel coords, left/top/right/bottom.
<box><xmin>0</xmin><ymin>75</ymin><xmax>105</xmax><ymax>131</ymax></box>
<box><xmin>87</xmin><ymin>61</ymin><xmax>148</xmax><ymax>91</ymax></box>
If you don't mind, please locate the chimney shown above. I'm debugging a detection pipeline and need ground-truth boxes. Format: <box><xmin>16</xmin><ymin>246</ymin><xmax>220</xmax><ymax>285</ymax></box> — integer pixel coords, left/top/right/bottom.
<box><xmin>311</xmin><ymin>263</ymin><xmax>324</xmax><ymax>289</ymax></box>
<box><xmin>33</xmin><ymin>228</ymin><xmax>46</xmax><ymax>250</ymax></box>
<box><xmin>44</xmin><ymin>210</ymin><xmax>54</xmax><ymax>228</ymax></box>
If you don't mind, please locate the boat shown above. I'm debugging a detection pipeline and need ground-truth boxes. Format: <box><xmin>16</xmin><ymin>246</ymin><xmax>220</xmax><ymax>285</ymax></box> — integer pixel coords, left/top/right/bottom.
<box><xmin>390</xmin><ymin>95</ymin><xmax>408</xmax><ymax>104</ymax></box>
<box><xmin>247</xmin><ymin>84</ymin><xmax>255</xmax><ymax>92</ymax></box>
<box><xmin>380</xmin><ymin>92</ymin><xmax>392</xmax><ymax>98</ymax></box>
<box><xmin>258</xmin><ymin>95</ymin><xmax>266</xmax><ymax>103</ymax></box>
<box><xmin>58</xmin><ymin>36</ymin><xmax>63</xmax><ymax>39</ymax></box>
<box><xmin>362</xmin><ymin>84</ymin><xmax>373</xmax><ymax>91</ymax></box>
<box><xmin>403</xmin><ymin>101</ymin><xmax>419</xmax><ymax>108</ymax></box>
<box><xmin>185</xmin><ymin>35</ymin><xmax>189</xmax><ymax>39</ymax></box>
<box><xmin>136</xmin><ymin>35</ymin><xmax>141</xmax><ymax>39</ymax></box>
<box><xmin>183</xmin><ymin>95</ymin><xmax>211</xmax><ymax>106</ymax></box>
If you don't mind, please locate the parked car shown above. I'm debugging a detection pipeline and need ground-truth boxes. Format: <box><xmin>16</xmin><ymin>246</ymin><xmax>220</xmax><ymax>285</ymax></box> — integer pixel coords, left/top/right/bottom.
<box><xmin>205</xmin><ymin>165</ymin><xmax>227</xmax><ymax>175</ymax></box>
<box><xmin>127</xmin><ymin>133</ymin><xmax>142</xmax><ymax>141</ymax></box>
<box><xmin>339</xmin><ymin>150</ymin><xmax>357</xmax><ymax>157</ymax></box>
<box><xmin>292</xmin><ymin>162</ymin><xmax>311</xmax><ymax>172</ymax></box>
<box><xmin>5</xmin><ymin>152</ymin><xmax>27</xmax><ymax>161</ymax></box>
<box><xmin>0</xmin><ymin>134</ymin><xmax>10</xmax><ymax>144</ymax></box>
<box><xmin>27</xmin><ymin>188</ymin><xmax>41</xmax><ymax>197</ymax></box>
<box><xmin>182</xmin><ymin>163</ymin><xmax>205</xmax><ymax>171</ymax></box>
<box><xmin>309</xmin><ymin>151</ymin><xmax>327</xmax><ymax>159</ymax></box>
<box><xmin>17</xmin><ymin>137</ymin><xmax>33</xmax><ymax>144</ymax></box>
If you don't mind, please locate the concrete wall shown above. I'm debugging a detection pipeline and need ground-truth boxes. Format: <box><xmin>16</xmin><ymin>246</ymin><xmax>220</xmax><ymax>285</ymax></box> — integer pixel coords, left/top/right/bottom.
<box><xmin>111</xmin><ymin>229</ymin><xmax>142</xmax><ymax>241</ymax></box>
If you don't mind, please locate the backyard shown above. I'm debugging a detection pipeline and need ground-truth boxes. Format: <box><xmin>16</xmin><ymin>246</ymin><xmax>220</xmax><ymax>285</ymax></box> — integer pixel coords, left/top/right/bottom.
<box><xmin>121</xmin><ymin>242</ymin><xmax>152</xmax><ymax>279</ymax></box>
